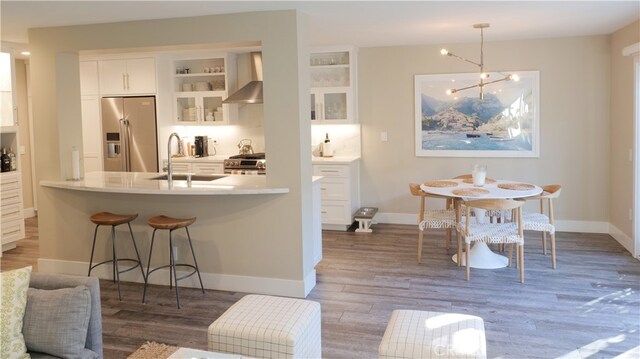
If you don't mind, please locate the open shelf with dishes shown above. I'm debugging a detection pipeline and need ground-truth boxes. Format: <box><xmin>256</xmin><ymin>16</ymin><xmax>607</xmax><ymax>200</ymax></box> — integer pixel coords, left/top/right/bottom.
<box><xmin>172</xmin><ymin>54</ymin><xmax>237</xmax><ymax>125</ymax></box>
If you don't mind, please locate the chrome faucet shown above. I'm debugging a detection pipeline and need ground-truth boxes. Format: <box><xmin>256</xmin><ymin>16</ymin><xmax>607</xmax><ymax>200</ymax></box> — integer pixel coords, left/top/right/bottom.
<box><xmin>167</xmin><ymin>132</ymin><xmax>181</xmax><ymax>186</ymax></box>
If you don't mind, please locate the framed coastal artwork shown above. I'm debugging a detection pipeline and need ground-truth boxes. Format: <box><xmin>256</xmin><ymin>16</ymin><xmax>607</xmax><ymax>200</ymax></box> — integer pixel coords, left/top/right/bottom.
<box><xmin>414</xmin><ymin>71</ymin><xmax>539</xmax><ymax>157</ymax></box>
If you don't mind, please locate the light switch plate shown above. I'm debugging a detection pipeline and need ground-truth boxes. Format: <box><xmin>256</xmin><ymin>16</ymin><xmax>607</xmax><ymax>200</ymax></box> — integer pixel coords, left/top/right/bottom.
<box><xmin>19</xmin><ymin>145</ymin><xmax>25</xmax><ymax>155</ymax></box>
<box><xmin>380</xmin><ymin>131</ymin><xmax>388</xmax><ymax>142</ymax></box>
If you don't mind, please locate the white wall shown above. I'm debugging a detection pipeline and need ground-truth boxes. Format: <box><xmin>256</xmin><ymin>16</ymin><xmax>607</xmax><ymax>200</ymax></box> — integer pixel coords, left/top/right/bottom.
<box><xmin>358</xmin><ymin>36</ymin><xmax>611</xmax><ymax>229</ymax></box>
<box><xmin>29</xmin><ymin>10</ymin><xmax>317</xmax><ymax>295</ymax></box>
<box><xmin>609</xmin><ymin>20</ymin><xmax>640</xmax><ymax>250</ymax></box>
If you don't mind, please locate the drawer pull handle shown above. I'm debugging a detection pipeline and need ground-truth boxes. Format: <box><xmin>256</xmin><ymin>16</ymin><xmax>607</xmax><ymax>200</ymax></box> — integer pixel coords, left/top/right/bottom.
<box><xmin>321</xmin><ymin>188</ymin><xmax>327</xmax><ymax>190</ymax></box>
<box><xmin>321</xmin><ymin>211</ymin><xmax>327</xmax><ymax>214</ymax></box>
<box><xmin>321</xmin><ymin>170</ymin><xmax>339</xmax><ymax>173</ymax></box>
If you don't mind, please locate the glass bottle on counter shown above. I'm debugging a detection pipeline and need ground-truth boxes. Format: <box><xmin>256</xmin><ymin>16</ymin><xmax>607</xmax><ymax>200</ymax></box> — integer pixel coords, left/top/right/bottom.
<box><xmin>1</xmin><ymin>148</ymin><xmax>10</xmax><ymax>172</ymax></box>
<box><xmin>8</xmin><ymin>148</ymin><xmax>16</xmax><ymax>171</ymax></box>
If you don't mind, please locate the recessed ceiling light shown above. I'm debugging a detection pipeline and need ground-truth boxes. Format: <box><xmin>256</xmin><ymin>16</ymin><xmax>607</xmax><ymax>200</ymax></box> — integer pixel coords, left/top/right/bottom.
<box><xmin>21</xmin><ymin>51</ymin><xmax>30</xmax><ymax>56</ymax></box>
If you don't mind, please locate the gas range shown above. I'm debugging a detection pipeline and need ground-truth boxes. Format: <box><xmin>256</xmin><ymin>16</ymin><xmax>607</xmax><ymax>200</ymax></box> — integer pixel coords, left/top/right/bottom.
<box><xmin>224</xmin><ymin>152</ymin><xmax>266</xmax><ymax>175</ymax></box>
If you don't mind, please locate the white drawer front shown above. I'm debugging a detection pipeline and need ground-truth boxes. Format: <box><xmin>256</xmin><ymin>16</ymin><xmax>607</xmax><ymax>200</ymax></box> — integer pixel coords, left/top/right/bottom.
<box><xmin>320</xmin><ymin>178</ymin><xmax>349</xmax><ymax>201</ymax></box>
<box><xmin>1</xmin><ymin>219</ymin><xmax>24</xmax><ymax>244</ymax></box>
<box><xmin>0</xmin><ymin>173</ymin><xmax>19</xmax><ymax>185</ymax></box>
<box><xmin>0</xmin><ymin>180</ymin><xmax>20</xmax><ymax>192</ymax></box>
<box><xmin>0</xmin><ymin>189</ymin><xmax>21</xmax><ymax>205</ymax></box>
<box><xmin>163</xmin><ymin>161</ymin><xmax>191</xmax><ymax>173</ymax></box>
<box><xmin>313</xmin><ymin>165</ymin><xmax>349</xmax><ymax>178</ymax></box>
<box><xmin>192</xmin><ymin>163</ymin><xmax>224</xmax><ymax>174</ymax></box>
<box><xmin>1</xmin><ymin>203</ymin><xmax>22</xmax><ymax>223</ymax></box>
<box><xmin>172</xmin><ymin>163</ymin><xmax>191</xmax><ymax>172</ymax></box>
<box><xmin>321</xmin><ymin>201</ymin><xmax>351</xmax><ymax>225</ymax></box>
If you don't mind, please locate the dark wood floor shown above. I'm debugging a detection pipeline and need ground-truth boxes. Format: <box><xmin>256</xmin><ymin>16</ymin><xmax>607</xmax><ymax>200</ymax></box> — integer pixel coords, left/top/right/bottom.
<box><xmin>2</xmin><ymin>217</ymin><xmax>639</xmax><ymax>358</ymax></box>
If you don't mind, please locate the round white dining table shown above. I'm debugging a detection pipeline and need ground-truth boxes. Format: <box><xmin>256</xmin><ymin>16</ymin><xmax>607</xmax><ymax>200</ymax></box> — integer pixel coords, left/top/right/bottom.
<box><xmin>420</xmin><ymin>179</ymin><xmax>542</xmax><ymax>269</ymax></box>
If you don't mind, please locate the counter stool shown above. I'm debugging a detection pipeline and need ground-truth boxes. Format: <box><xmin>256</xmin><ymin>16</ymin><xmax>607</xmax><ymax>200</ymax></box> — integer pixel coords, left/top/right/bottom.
<box><xmin>142</xmin><ymin>215</ymin><xmax>205</xmax><ymax>308</ymax></box>
<box><xmin>88</xmin><ymin>212</ymin><xmax>145</xmax><ymax>301</ymax></box>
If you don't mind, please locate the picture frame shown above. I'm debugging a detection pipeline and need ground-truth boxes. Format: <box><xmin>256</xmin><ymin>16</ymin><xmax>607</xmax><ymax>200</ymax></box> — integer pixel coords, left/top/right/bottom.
<box><xmin>414</xmin><ymin>71</ymin><xmax>540</xmax><ymax>157</ymax></box>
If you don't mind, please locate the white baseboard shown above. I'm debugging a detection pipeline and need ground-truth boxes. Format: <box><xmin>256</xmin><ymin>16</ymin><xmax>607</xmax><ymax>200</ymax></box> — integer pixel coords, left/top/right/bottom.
<box><xmin>609</xmin><ymin>224</ymin><xmax>635</xmax><ymax>256</ymax></box>
<box><xmin>23</xmin><ymin>207</ymin><xmax>36</xmax><ymax>218</ymax></box>
<box><xmin>303</xmin><ymin>270</ymin><xmax>316</xmax><ymax>297</ymax></box>
<box><xmin>554</xmin><ymin>220</ymin><xmax>609</xmax><ymax>233</ymax></box>
<box><xmin>322</xmin><ymin>223</ymin><xmax>351</xmax><ymax>231</ymax></box>
<box><xmin>375</xmin><ymin>212</ymin><xmax>609</xmax><ymax>233</ymax></box>
<box><xmin>37</xmin><ymin>258</ymin><xmax>313</xmax><ymax>298</ymax></box>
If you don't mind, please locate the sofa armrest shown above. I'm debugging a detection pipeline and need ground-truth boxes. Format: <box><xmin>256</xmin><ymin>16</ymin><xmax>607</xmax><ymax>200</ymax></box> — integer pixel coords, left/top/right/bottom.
<box><xmin>29</xmin><ymin>273</ymin><xmax>103</xmax><ymax>358</ymax></box>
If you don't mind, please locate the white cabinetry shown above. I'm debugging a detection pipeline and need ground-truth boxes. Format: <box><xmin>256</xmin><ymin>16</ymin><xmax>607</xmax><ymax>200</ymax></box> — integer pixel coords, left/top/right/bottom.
<box><xmin>172</xmin><ymin>55</ymin><xmax>237</xmax><ymax>125</ymax></box>
<box><xmin>162</xmin><ymin>159</ymin><xmax>224</xmax><ymax>174</ymax></box>
<box><xmin>99</xmin><ymin>57</ymin><xmax>156</xmax><ymax>95</ymax></box>
<box><xmin>1</xmin><ymin>52</ymin><xmax>17</xmax><ymax>127</ymax></box>
<box><xmin>79</xmin><ymin>61</ymin><xmax>100</xmax><ymax>96</ymax></box>
<box><xmin>310</xmin><ymin>47</ymin><xmax>356</xmax><ymax>123</ymax></box>
<box><xmin>1</xmin><ymin>172</ymin><xmax>25</xmax><ymax>251</ymax></box>
<box><xmin>0</xmin><ymin>51</ymin><xmax>25</xmax><ymax>253</ymax></box>
<box><xmin>191</xmin><ymin>162</ymin><xmax>224</xmax><ymax>174</ymax></box>
<box><xmin>79</xmin><ymin>60</ymin><xmax>103</xmax><ymax>173</ymax></box>
<box><xmin>313</xmin><ymin>162</ymin><xmax>360</xmax><ymax>231</ymax></box>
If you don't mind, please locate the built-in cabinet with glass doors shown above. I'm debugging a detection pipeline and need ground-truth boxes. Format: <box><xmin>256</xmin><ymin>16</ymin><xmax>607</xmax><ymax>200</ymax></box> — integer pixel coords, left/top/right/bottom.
<box><xmin>0</xmin><ymin>50</ymin><xmax>25</xmax><ymax>254</ymax></box>
<box><xmin>310</xmin><ymin>48</ymin><xmax>356</xmax><ymax>123</ymax></box>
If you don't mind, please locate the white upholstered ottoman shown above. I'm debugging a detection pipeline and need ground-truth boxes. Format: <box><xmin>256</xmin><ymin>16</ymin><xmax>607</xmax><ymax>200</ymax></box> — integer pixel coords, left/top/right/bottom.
<box><xmin>208</xmin><ymin>295</ymin><xmax>322</xmax><ymax>359</ymax></box>
<box><xmin>379</xmin><ymin>310</ymin><xmax>486</xmax><ymax>359</ymax></box>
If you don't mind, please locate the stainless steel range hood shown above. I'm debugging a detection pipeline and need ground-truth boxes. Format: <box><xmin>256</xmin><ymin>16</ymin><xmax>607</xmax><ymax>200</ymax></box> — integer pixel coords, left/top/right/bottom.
<box><xmin>223</xmin><ymin>52</ymin><xmax>263</xmax><ymax>104</ymax></box>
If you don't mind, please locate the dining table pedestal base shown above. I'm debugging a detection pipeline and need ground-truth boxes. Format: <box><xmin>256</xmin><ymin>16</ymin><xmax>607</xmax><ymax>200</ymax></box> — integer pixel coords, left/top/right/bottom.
<box><xmin>452</xmin><ymin>242</ymin><xmax>509</xmax><ymax>269</ymax></box>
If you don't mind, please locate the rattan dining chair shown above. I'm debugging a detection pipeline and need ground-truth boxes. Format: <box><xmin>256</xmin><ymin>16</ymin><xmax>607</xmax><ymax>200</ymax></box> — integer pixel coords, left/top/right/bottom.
<box><xmin>458</xmin><ymin>199</ymin><xmax>526</xmax><ymax>283</ymax></box>
<box><xmin>409</xmin><ymin>183</ymin><xmax>456</xmax><ymax>263</ymax></box>
<box><xmin>522</xmin><ymin>185</ymin><xmax>562</xmax><ymax>269</ymax></box>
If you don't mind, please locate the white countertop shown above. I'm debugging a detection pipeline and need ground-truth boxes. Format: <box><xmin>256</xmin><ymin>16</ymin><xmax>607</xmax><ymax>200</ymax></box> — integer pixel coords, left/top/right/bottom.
<box><xmin>311</xmin><ymin>155</ymin><xmax>361</xmax><ymax>164</ymax></box>
<box><xmin>166</xmin><ymin>155</ymin><xmax>361</xmax><ymax>165</ymax></box>
<box><xmin>40</xmin><ymin>171</ymin><xmax>290</xmax><ymax>195</ymax></box>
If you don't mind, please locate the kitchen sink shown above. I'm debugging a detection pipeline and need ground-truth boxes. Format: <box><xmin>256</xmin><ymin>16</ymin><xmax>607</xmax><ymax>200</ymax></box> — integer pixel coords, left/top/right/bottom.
<box><xmin>150</xmin><ymin>174</ymin><xmax>226</xmax><ymax>181</ymax></box>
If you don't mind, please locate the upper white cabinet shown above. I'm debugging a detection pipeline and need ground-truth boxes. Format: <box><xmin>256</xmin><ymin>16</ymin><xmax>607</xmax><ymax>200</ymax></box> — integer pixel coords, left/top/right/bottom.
<box><xmin>172</xmin><ymin>54</ymin><xmax>237</xmax><ymax>125</ymax></box>
<box><xmin>99</xmin><ymin>57</ymin><xmax>157</xmax><ymax>95</ymax></box>
<box><xmin>0</xmin><ymin>51</ymin><xmax>16</xmax><ymax>127</ymax></box>
<box><xmin>79</xmin><ymin>61</ymin><xmax>100</xmax><ymax>96</ymax></box>
<box><xmin>310</xmin><ymin>47</ymin><xmax>357</xmax><ymax>123</ymax></box>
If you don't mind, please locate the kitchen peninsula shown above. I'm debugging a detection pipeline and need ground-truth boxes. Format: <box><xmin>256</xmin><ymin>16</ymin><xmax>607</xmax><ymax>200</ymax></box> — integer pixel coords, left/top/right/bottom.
<box><xmin>41</xmin><ymin>171</ymin><xmax>290</xmax><ymax>195</ymax></box>
<box><xmin>39</xmin><ymin>173</ymin><xmax>322</xmax><ymax>297</ymax></box>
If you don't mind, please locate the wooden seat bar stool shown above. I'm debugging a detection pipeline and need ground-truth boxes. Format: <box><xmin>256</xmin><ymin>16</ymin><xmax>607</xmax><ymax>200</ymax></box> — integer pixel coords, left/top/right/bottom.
<box><xmin>142</xmin><ymin>215</ymin><xmax>205</xmax><ymax>308</ymax></box>
<box><xmin>88</xmin><ymin>212</ymin><xmax>146</xmax><ymax>300</ymax></box>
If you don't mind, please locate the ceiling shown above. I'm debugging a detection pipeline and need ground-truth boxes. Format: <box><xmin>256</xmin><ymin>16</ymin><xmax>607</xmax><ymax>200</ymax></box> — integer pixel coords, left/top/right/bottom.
<box><xmin>1</xmin><ymin>1</ymin><xmax>639</xmax><ymax>49</ymax></box>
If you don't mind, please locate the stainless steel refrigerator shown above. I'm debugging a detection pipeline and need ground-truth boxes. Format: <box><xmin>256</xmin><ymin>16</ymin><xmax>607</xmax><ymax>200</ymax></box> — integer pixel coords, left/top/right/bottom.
<box><xmin>101</xmin><ymin>96</ymin><xmax>158</xmax><ymax>172</ymax></box>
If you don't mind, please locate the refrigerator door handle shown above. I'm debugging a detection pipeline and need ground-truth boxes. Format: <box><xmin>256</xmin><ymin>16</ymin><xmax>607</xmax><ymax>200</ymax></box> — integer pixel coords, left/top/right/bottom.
<box><xmin>119</xmin><ymin>118</ymin><xmax>131</xmax><ymax>172</ymax></box>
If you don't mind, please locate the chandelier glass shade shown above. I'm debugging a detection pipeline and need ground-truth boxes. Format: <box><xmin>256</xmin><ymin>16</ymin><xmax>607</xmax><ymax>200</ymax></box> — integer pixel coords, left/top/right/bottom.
<box><xmin>441</xmin><ymin>23</ymin><xmax>519</xmax><ymax>99</ymax></box>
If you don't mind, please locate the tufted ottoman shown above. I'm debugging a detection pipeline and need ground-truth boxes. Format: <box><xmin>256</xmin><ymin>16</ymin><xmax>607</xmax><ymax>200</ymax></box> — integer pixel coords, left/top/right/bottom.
<box><xmin>379</xmin><ymin>310</ymin><xmax>486</xmax><ymax>359</ymax></box>
<box><xmin>208</xmin><ymin>295</ymin><xmax>321</xmax><ymax>359</ymax></box>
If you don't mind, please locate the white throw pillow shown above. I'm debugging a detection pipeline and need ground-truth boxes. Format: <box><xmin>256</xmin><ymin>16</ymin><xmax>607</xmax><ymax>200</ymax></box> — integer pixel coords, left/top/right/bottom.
<box><xmin>0</xmin><ymin>266</ymin><xmax>32</xmax><ymax>359</ymax></box>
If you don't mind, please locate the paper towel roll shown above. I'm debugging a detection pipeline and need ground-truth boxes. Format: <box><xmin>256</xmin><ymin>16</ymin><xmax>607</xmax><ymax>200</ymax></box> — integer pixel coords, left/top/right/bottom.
<box><xmin>322</xmin><ymin>142</ymin><xmax>334</xmax><ymax>157</ymax></box>
<box><xmin>71</xmin><ymin>148</ymin><xmax>80</xmax><ymax>180</ymax></box>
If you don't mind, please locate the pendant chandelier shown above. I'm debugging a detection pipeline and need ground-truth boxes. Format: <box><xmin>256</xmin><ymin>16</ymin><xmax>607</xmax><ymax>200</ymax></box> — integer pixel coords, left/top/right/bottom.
<box><xmin>440</xmin><ymin>23</ymin><xmax>519</xmax><ymax>100</ymax></box>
